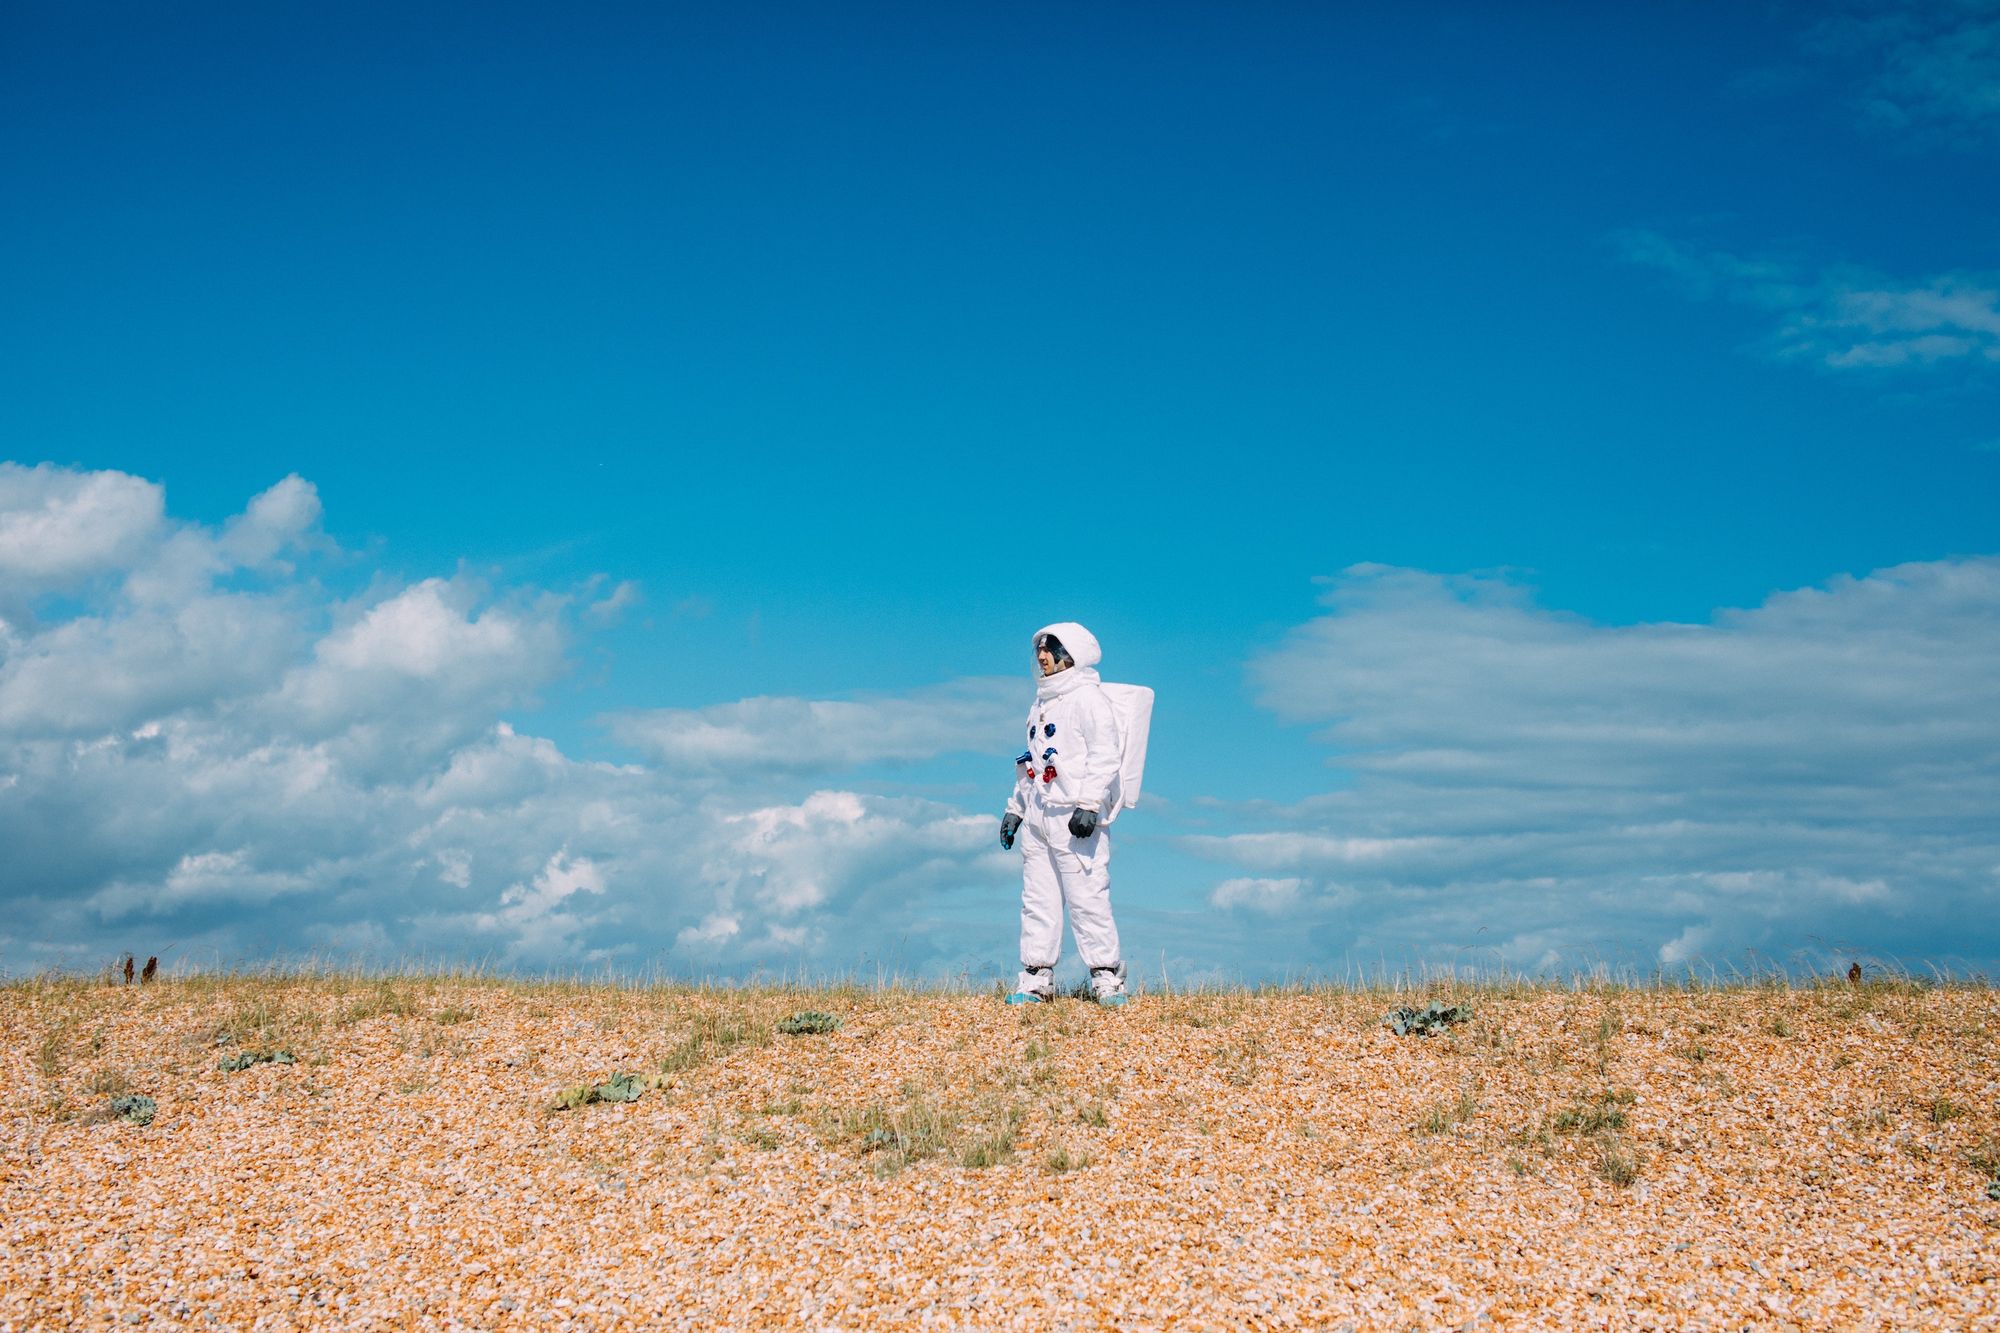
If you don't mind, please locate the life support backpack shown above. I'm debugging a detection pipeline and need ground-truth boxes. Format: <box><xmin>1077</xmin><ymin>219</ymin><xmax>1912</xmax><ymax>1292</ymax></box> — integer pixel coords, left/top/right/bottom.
<box><xmin>1097</xmin><ymin>682</ymin><xmax>1154</xmax><ymax>826</ymax></box>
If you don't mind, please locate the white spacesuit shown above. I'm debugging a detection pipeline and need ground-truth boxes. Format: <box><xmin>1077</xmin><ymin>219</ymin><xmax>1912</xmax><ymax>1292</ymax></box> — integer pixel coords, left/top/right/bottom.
<box><xmin>1002</xmin><ymin>621</ymin><xmax>1128</xmax><ymax>1006</ymax></box>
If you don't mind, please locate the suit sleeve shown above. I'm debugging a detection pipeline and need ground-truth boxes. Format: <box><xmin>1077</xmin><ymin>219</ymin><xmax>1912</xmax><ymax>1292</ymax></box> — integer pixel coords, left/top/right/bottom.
<box><xmin>1072</xmin><ymin>687</ymin><xmax>1121</xmax><ymax>813</ymax></box>
<box><xmin>1005</xmin><ymin>710</ymin><xmax>1032</xmax><ymax>819</ymax></box>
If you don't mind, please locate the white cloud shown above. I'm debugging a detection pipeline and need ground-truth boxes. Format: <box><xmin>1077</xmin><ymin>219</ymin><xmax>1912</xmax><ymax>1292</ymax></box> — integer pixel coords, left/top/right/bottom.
<box><xmin>0</xmin><ymin>463</ymin><xmax>163</xmax><ymax>595</ymax></box>
<box><xmin>1616</xmin><ymin>231</ymin><xmax>2000</xmax><ymax>372</ymax></box>
<box><xmin>269</xmin><ymin>579</ymin><xmax>568</xmax><ymax>780</ymax></box>
<box><xmin>0</xmin><ymin>593</ymin><xmax>302</xmax><ymax>737</ymax></box>
<box><xmin>0</xmin><ymin>471</ymin><xmax>334</xmax><ymax>739</ymax></box>
<box><xmin>1201</xmin><ymin>558</ymin><xmax>2000</xmax><ymax>972</ymax></box>
<box><xmin>711</xmin><ymin>790</ymin><xmax>988</xmax><ymax>921</ymax></box>
<box><xmin>677</xmin><ymin>912</ymin><xmax>742</xmax><ymax>951</ymax></box>
<box><xmin>467</xmin><ymin>852</ymin><xmax>608</xmax><ymax>964</ymax></box>
<box><xmin>218</xmin><ymin>474</ymin><xmax>323</xmax><ymax>568</ymax></box>
<box><xmin>1210</xmin><ymin>877</ymin><xmax>1305</xmax><ymax>914</ymax></box>
<box><xmin>606</xmin><ymin>678</ymin><xmax>1021</xmax><ymax>774</ymax></box>
<box><xmin>433</xmin><ymin>849</ymin><xmax>473</xmax><ymax>889</ymax></box>
<box><xmin>86</xmin><ymin>849</ymin><xmax>316</xmax><ymax>919</ymax></box>
<box><xmin>315</xmin><ymin>579</ymin><xmax>534</xmax><ymax>680</ymax></box>
<box><xmin>118</xmin><ymin>476</ymin><xmax>324</xmax><ymax>606</ymax></box>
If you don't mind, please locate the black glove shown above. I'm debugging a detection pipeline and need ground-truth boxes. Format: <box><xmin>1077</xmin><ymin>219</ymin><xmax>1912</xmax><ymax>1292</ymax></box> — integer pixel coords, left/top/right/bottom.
<box><xmin>1067</xmin><ymin>808</ymin><xmax>1099</xmax><ymax>839</ymax></box>
<box><xmin>1000</xmin><ymin>813</ymin><xmax>1022</xmax><ymax>850</ymax></box>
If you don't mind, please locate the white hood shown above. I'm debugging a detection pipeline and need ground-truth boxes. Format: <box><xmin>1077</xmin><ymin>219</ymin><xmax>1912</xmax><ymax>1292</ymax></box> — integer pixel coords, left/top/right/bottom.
<box><xmin>1040</xmin><ymin>620</ymin><xmax>1104</xmax><ymax>684</ymax></box>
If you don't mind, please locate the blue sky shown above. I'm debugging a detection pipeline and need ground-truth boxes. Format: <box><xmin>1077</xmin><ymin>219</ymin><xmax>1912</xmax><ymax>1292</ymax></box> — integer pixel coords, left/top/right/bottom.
<box><xmin>3</xmin><ymin>1</ymin><xmax>1997</xmax><ymax>981</ymax></box>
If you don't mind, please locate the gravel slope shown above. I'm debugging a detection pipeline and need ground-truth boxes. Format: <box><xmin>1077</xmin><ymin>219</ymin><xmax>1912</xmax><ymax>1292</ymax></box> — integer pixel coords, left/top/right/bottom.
<box><xmin>4</xmin><ymin>977</ymin><xmax>1997</xmax><ymax>1329</ymax></box>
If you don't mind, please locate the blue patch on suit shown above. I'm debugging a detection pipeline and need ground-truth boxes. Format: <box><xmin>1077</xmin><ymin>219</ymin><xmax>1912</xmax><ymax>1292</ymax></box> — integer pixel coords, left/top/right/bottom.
<box><xmin>1044</xmin><ymin>723</ymin><xmax>1056</xmax><ymax>738</ymax></box>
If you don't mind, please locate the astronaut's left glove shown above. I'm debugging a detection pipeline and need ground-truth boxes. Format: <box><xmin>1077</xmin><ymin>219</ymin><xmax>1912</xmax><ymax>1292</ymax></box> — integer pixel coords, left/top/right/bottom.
<box><xmin>1067</xmin><ymin>808</ymin><xmax>1099</xmax><ymax>839</ymax></box>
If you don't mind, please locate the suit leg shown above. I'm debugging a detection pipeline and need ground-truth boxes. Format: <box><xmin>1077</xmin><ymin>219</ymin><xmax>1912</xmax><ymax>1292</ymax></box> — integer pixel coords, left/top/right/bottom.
<box><xmin>1018</xmin><ymin>815</ymin><xmax>1064</xmax><ymax>974</ymax></box>
<box><xmin>1054</xmin><ymin>824</ymin><xmax>1120</xmax><ymax>971</ymax></box>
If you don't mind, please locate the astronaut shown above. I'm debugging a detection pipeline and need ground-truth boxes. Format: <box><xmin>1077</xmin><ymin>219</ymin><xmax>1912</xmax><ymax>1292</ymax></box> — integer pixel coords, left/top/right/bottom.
<box><xmin>999</xmin><ymin>621</ymin><xmax>1127</xmax><ymax>1006</ymax></box>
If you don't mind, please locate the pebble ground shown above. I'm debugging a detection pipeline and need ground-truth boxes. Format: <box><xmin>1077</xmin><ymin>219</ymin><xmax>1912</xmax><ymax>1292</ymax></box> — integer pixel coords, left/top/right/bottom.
<box><xmin>3</xmin><ymin>975</ymin><xmax>1997</xmax><ymax>1329</ymax></box>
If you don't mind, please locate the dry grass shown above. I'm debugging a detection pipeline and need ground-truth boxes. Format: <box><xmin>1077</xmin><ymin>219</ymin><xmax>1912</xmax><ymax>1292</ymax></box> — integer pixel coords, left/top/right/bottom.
<box><xmin>2</xmin><ymin>972</ymin><xmax>1997</xmax><ymax>1327</ymax></box>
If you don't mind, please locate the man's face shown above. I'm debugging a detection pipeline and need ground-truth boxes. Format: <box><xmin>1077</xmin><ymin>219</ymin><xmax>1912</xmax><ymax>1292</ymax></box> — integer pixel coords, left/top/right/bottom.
<box><xmin>1036</xmin><ymin>636</ymin><xmax>1070</xmax><ymax>676</ymax></box>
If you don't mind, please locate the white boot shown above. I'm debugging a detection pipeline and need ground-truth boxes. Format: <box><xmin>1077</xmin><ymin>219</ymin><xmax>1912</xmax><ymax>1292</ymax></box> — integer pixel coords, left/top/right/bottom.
<box><xmin>1089</xmin><ymin>962</ymin><xmax>1127</xmax><ymax>1007</ymax></box>
<box><xmin>1007</xmin><ymin>965</ymin><xmax>1056</xmax><ymax>1005</ymax></box>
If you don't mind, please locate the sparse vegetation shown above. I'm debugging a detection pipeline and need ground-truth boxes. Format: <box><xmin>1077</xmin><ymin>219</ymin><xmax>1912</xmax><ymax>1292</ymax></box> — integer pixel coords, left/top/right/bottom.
<box><xmin>36</xmin><ymin>1023</ymin><xmax>69</xmax><ymax>1081</ymax></box>
<box><xmin>1416</xmin><ymin>1084</ymin><xmax>1480</xmax><ymax>1136</ymax></box>
<box><xmin>1844</xmin><ymin>1105</ymin><xmax>1893</xmax><ymax>1135</ymax></box>
<box><xmin>1553</xmin><ymin>1090</ymin><xmax>1633</xmax><ymax>1136</ymax></box>
<box><xmin>87</xmin><ymin>1065</ymin><xmax>131</xmax><ymax>1097</ymax></box>
<box><xmin>1214</xmin><ymin>1035</ymin><xmax>1263</xmax><ymax>1086</ymax></box>
<box><xmin>343</xmin><ymin>981</ymin><xmax>419</xmax><ymax>1023</ymax></box>
<box><xmin>659</xmin><ymin>1009</ymin><xmax>773</xmax><ymax>1075</ymax></box>
<box><xmin>1966</xmin><ymin>1136</ymin><xmax>2000</xmax><ymax>1179</ymax></box>
<box><xmin>1596</xmin><ymin>1143</ymin><xmax>1642</xmax><ymax>1187</ymax></box>
<box><xmin>823</xmin><ymin>1091</ymin><xmax>959</xmax><ymax>1176</ymax></box>
<box><xmin>1044</xmin><ymin>1141</ymin><xmax>1093</xmax><ymax>1173</ymax></box>
<box><xmin>958</xmin><ymin>1102</ymin><xmax>1025</xmax><ymax>1170</ymax></box>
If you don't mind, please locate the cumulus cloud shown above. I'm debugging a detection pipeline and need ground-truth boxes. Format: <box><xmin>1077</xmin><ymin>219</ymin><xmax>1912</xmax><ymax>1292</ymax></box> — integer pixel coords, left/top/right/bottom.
<box><xmin>1193</xmin><ymin>559</ymin><xmax>2000</xmax><ymax>973</ymax></box>
<box><xmin>1616</xmin><ymin>231</ymin><xmax>2000</xmax><ymax>372</ymax></box>
<box><xmin>0</xmin><ymin>464</ymin><xmax>1013</xmax><ymax>978</ymax></box>
<box><xmin>606</xmin><ymin>678</ymin><xmax>1022</xmax><ymax>774</ymax></box>
<box><xmin>0</xmin><ymin>593</ymin><xmax>302</xmax><ymax>737</ymax></box>
<box><xmin>0</xmin><ymin>464</ymin><xmax>163</xmax><ymax>599</ymax></box>
<box><xmin>1210</xmin><ymin>877</ymin><xmax>1306</xmax><ymax>914</ymax></box>
<box><xmin>462</xmin><ymin>852</ymin><xmax>608</xmax><ymax>965</ymax></box>
<box><xmin>218</xmin><ymin>474</ymin><xmax>323</xmax><ymax>568</ymax></box>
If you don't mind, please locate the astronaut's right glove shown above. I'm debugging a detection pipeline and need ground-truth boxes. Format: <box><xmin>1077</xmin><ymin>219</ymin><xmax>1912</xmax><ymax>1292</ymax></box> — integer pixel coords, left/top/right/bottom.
<box><xmin>999</xmin><ymin>813</ymin><xmax>1022</xmax><ymax>850</ymax></box>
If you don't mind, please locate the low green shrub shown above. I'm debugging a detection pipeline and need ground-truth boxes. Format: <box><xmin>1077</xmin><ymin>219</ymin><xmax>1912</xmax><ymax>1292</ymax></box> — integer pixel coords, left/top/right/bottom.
<box><xmin>108</xmin><ymin>1094</ymin><xmax>156</xmax><ymax>1125</ymax></box>
<box><xmin>219</xmin><ymin>1049</ymin><xmax>295</xmax><ymax>1073</ymax></box>
<box><xmin>1384</xmin><ymin>1002</ymin><xmax>1472</xmax><ymax>1036</ymax></box>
